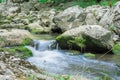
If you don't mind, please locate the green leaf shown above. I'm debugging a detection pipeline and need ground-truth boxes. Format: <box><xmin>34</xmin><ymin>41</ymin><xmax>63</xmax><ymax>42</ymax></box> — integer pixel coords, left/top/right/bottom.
<box><xmin>38</xmin><ymin>0</ymin><xmax>48</xmax><ymax>3</ymax></box>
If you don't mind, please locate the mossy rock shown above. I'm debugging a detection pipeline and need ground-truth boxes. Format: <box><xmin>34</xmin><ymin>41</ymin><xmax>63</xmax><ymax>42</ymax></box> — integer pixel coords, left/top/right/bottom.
<box><xmin>112</xmin><ymin>43</ymin><xmax>120</xmax><ymax>55</ymax></box>
<box><xmin>21</xmin><ymin>38</ymin><xmax>33</xmax><ymax>46</ymax></box>
<box><xmin>7</xmin><ymin>46</ymin><xmax>32</xmax><ymax>59</ymax></box>
<box><xmin>31</xmin><ymin>28</ymin><xmax>48</xmax><ymax>34</ymax></box>
<box><xmin>84</xmin><ymin>53</ymin><xmax>95</xmax><ymax>59</ymax></box>
<box><xmin>56</xmin><ymin>35</ymin><xmax>86</xmax><ymax>51</ymax></box>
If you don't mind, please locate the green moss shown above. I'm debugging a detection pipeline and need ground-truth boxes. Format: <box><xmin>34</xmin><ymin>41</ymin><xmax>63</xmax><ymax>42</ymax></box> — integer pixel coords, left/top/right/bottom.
<box><xmin>7</xmin><ymin>46</ymin><xmax>32</xmax><ymax>59</ymax></box>
<box><xmin>112</xmin><ymin>43</ymin><xmax>120</xmax><ymax>55</ymax></box>
<box><xmin>21</xmin><ymin>38</ymin><xmax>33</xmax><ymax>46</ymax></box>
<box><xmin>56</xmin><ymin>35</ymin><xmax>86</xmax><ymax>51</ymax></box>
<box><xmin>31</xmin><ymin>29</ymin><xmax>42</xmax><ymax>34</ymax></box>
<box><xmin>0</xmin><ymin>48</ymin><xmax>6</xmax><ymax>52</ymax></box>
<box><xmin>56</xmin><ymin>35</ymin><xmax>74</xmax><ymax>49</ymax></box>
<box><xmin>31</xmin><ymin>28</ymin><xmax>48</xmax><ymax>34</ymax></box>
<box><xmin>84</xmin><ymin>53</ymin><xmax>95</xmax><ymax>59</ymax></box>
<box><xmin>0</xmin><ymin>37</ymin><xmax>5</xmax><ymax>41</ymax></box>
<box><xmin>69</xmin><ymin>37</ymin><xmax>86</xmax><ymax>48</ymax></box>
<box><xmin>0</xmin><ymin>47</ymin><xmax>32</xmax><ymax>59</ymax></box>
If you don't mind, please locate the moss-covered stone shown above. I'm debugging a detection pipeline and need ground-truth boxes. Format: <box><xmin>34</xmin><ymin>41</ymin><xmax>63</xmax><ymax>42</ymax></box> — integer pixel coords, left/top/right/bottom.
<box><xmin>4</xmin><ymin>46</ymin><xmax>32</xmax><ymax>59</ymax></box>
<box><xmin>21</xmin><ymin>38</ymin><xmax>33</xmax><ymax>46</ymax></box>
<box><xmin>112</xmin><ymin>43</ymin><xmax>120</xmax><ymax>55</ymax></box>
<box><xmin>56</xmin><ymin>35</ymin><xmax>86</xmax><ymax>51</ymax></box>
<box><xmin>31</xmin><ymin>28</ymin><xmax>48</xmax><ymax>34</ymax></box>
<box><xmin>84</xmin><ymin>53</ymin><xmax>95</xmax><ymax>59</ymax></box>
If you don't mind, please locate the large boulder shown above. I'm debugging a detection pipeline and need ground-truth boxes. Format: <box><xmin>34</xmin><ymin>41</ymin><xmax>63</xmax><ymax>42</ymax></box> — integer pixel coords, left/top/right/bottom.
<box><xmin>99</xmin><ymin>1</ymin><xmax>120</xmax><ymax>36</ymax></box>
<box><xmin>53</xmin><ymin>5</ymin><xmax>85</xmax><ymax>32</ymax></box>
<box><xmin>56</xmin><ymin>25</ymin><xmax>114</xmax><ymax>52</ymax></box>
<box><xmin>0</xmin><ymin>29</ymin><xmax>32</xmax><ymax>47</ymax></box>
<box><xmin>85</xmin><ymin>5</ymin><xmax>109</xmax><ymax>22</ymax></box>
<box><xmin>112</xmin><ymin>1</ymin><xmax>120</xmax><ymax>36</ymax></box>
<box><xmin>99</xmin><ymin>7</ymin><xmax>114</xmax><ymax>29</ymax></box>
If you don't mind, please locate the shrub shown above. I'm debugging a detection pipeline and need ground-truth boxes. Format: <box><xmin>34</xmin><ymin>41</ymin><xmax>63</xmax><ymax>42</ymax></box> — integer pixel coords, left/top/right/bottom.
<box><xmin>112</xmin><ymin>43</ymin><xmax>120</xmax><ymax>55</ymax></box>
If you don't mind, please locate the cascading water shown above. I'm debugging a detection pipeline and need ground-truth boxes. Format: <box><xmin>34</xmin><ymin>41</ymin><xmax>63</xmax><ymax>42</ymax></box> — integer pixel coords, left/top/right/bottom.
<box><xmin>26</xmin><ymin>40</ymin><xmax>120</xmax><ymax>80</ymax></box>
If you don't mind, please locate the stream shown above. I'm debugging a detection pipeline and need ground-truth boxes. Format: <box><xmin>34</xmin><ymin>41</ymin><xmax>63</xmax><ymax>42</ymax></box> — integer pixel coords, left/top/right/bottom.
<box><xmin>26</xmin><ymin>39</ymin><xmax>120</xmax><ymax>80</ymax></box>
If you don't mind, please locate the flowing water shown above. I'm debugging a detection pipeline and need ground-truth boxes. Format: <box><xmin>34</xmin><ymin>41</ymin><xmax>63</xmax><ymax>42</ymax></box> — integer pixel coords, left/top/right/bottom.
<box><xmin>26</xmin><ymin>40</ymin><xmax>120</xmax><ymax>80</ymax></box>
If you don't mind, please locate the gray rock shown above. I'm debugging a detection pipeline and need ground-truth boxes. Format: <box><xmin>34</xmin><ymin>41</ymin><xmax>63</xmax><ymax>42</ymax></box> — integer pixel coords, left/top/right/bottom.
<box><xmin>113</xmin><ymin>1</ymin><xmax>120</xmax><ymax>36</ymax></box>
<box><xmin>85</xmin><ymin>5</ymin><xmax>109</xmax><ymax>21</ymax></box>
<box><xmin>54</xmin><ymin>5</ymin><xmax>84</xmax><ymax>32</ymax></box>
<box><xmin>98</xmin><ymin>1</ymin><xmax>120</xmax><ymax>36</ymax></box>
<box><xmin>56</xmin><ymin>25</ymin><xmax>114</xmax><ymax>52</ymax></box>
<box><xmin>0</xmin><ymin>29</ymin><xmax>32</xmax><ymax>47</ymax></box>
<box><xmin>85</xmin><ymin>13</ymin><xmax>98</xmax><ymax>25</ymax></box>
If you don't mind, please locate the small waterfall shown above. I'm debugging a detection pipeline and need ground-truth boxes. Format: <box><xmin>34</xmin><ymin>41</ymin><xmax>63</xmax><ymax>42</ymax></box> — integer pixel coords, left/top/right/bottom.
<box><xmin>26</xmin><ymin>40</ymin><xmax>120</xmax><ymax>80</ymax></box>
<box><xmin>33</xmin><ymin>40</ymin><xmax>56</xmax><ymax>51</ymax></box>
<box><xmin>56</xmin><ymin>43</ymin><xmax>59</xmax><ymax>50</ymax></box>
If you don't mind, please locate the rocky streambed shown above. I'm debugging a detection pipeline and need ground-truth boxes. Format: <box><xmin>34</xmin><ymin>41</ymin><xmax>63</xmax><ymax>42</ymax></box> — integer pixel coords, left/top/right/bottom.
<box><xmin>0</xmin><ymin>52</ymin><xmax>55</xmax><ymax>80</ymax></box>
<box><xmin>0</xmin><ymin>0</ymin><xmax>120</xmax><ymax>80</ymax></box>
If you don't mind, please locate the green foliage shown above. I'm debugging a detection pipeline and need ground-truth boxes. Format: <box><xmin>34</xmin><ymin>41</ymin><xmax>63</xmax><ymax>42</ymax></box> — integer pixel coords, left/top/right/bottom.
<box><xmin>38</xmin><ymin>0</ymin><xmax>119</xmax><ymax>8</ymax></box>
<box><xmin>56</xmin><ymin>35</ymin><xmax>74</xmax><ymax>49</ymax></box>
<box><xmin>0</xmin><ymin>46</ymin><xmax>32</xmax><ymax>59</ymax></box>
<box><xmin>0</xmin><ymin>0</ymin><xmax>6</xmax><ymax>3</ymax></box>
<box><xmin>100</xmin><ymin>72</ymin><xmax>111</xmax><ymax>80</ymax></box>
<box><xmin>56</xmin><ymin>35</ymin><xmax>86</xmax><ymax>51</ymax></box>
<box><xmin>31</xmin><ymin>28</ymin><xmax>42</xmax><ymax>34</ymax></box>
<box><xmin>7</xmin><ymin>46</ymin><xmax>32</xmax><ymax>59</ymax></box>
<box><xmin>21</xmin><ymin>38</ymin><xmax>33</xmax><ymax>46</ymax></box>
<box><xmin>0</xmin><ymin>37</ymin><xmax>5</xmax><ymax>41</ymax></box>
<box><xmin>100</xmin><ymin>0</ymin><xmax>118</xmax><ymax>6</ymax></box>
<box><xmin>69</xmin><ymin>37</ymin><xmax>86</xmax><ymax>48</ymax></box>
<box><xmin>77</xmin><ymin>0</ymin><xmax>97</xmax><ymax>8</ymax></box>
<box><xmin>38</xmin><ymin>0</ymin><xmax>48</xmax><ymax>3</ymax></box>
<box><xmin>0</xmin><ymin>48</ymin><xmax>6</xmax><ymax>52</ymax></box>
<box><xmin>112</xmin><ymin>43</ymin><xmax>120</xmax><ymax>55</ymax></box>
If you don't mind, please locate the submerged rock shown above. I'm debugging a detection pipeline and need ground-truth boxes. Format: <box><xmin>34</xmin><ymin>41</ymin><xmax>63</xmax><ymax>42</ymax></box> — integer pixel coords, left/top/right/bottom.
<box><xmin>56</xmin><ymin>25</ymin><xmax>114</xmax><ymax>52</ymax></box>
<box><xmin>84</xmin><ymin>53</ymin><xmax>95</xmax><ymax>59</ymax></box>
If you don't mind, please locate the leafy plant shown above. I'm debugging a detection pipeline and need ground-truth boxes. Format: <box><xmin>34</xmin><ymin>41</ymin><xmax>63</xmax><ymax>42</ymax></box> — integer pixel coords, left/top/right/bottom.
<box><xmin>112</xmin><ymin>43</ymin><xmax>120</xmax><ymax>55</ymax></box>
<box><xmin>0</xmin><ymin>0</ymin><xmax>6</xmax><ymax>3</ymax></box>
<box><xmin>69</xmin><ymin>37</ymin><xmax>86</xmax><ymax>49</ymax></box>
<box><xmin>38</xmin><ymin>0</ymin><xmax>48</xmax><ymax>3</ymax></box>
<box><xmin>100</xmin><ymin>0</ymin><xmax>117</xmax><ymax>6</ymax></box>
